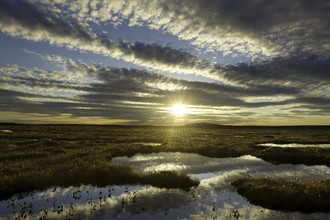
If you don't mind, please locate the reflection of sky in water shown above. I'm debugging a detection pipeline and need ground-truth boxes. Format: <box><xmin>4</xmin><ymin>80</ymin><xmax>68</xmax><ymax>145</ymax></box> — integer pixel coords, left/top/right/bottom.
<box><xmin>133</xmin><ymin>142</ymin><xmax>162</xmax><ymax>146</ymax></box>
<box><xmin>1</xmin><ymin>153</ymin><xmax>330</xmax><ymax>219</ymax></box>
<box><xmin>0</xmin><ymin>130</ymin><xmax>12</xmax><ymax>133</ymax></box>
<box><xmin>129</xmin><ymin>155</ymin><xmax>164</xmax><ymax>162</ymax></box>
<box><xmin>258</xmin><ymin>143</ymin><xmax>330</xmax><ymax>148</ymax></box>
<box><xmin>113</xmin><ymin>153</ymin><xmax>330</xmax><ymax>181</ymax></box>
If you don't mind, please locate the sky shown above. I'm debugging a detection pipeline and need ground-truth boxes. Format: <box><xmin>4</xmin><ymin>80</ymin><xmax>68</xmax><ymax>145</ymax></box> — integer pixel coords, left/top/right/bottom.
<box><xmin>0</xmin><ymin>0</ymin><xmax>329</xmax><ymax>126</ymax></box>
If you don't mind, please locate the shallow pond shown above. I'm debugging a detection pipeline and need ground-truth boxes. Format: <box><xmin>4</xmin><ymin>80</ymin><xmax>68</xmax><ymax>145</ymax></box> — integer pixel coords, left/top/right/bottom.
<box><xmin>1</xmin><ymin>152</ymin><xmax>330</xmax><ymax>219</ymax></box>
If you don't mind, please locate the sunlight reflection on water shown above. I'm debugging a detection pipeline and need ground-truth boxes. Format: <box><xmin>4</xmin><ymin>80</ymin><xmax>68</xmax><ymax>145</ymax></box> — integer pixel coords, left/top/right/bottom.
<box><xmin>1</xmin><ymin>152</ymin><xmax>330</xmax><ymax>219</ymax></box>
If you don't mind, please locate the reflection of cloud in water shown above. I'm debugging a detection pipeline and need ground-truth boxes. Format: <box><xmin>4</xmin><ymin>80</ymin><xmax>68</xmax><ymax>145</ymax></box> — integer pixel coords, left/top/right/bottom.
<box><xmin>112</xmin><ymin>153</ymin><xmax>330</xmax><ymax>181</ymax></box>
<box><xmin>1</xmin><ymin>152</ymin><xmax>330</xmax><ymax>219</ymax></box>
<box><xmin>1</xmin><ymin>183</ymin><xmax>329</xmax><ymax>220</ymax></box>
<box><xmin>129</xmin><ymin>155</ymin><xmax>164</xmax><ymax>162</ymax></box>
<box><xmin>144</xmin><ymin>163</ymin><xmax>187</xmax><ymax>172</ymax></box>
<box><xmin>189</xmin><ymin>202</ymin><xmax>330</xmax><ymax>220</ymax></box>
<box><xmin>133</xmin><ymin>142</ymin><xmax>162</xmax><ymax>146</ymax></box>
<box><xmin>258</xmin><ymin>143</ymin><xmax>330</xmax><ymax>148</ymax></box>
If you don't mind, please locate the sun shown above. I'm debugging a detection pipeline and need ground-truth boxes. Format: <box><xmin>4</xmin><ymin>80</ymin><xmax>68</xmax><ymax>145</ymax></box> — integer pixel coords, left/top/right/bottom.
<box><xmin>172</xmin><ymin>104</ymin><xmax>187</xmax><ymax>116</ymax></box>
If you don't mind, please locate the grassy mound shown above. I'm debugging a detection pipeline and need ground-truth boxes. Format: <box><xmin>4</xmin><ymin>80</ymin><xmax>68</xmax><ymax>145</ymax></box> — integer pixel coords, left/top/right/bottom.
<box><xmin>0</xmin><ymin>161</ymin><xmax>199</xmax><ymax>200</ymax></box>
<box><xmin>231</xmin><ymin>177</ymin><xmax>330</xmax><ymax>213</ymax></box>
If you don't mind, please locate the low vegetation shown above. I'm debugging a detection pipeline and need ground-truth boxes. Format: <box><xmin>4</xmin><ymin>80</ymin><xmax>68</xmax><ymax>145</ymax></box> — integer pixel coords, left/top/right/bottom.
<box><xmin>231</xmin><ymin>177</ymin><xmax>330</xmax><ymax>213</ymax></box>
<box><xmin>1</xmin><ymin>123</ymin><xmax>330</xmax><ymax>213</ymax></box>
<box><xmin>1</xmin><ymin>160</ymin><xmax>199</xmax><ymax>200</ymax></box>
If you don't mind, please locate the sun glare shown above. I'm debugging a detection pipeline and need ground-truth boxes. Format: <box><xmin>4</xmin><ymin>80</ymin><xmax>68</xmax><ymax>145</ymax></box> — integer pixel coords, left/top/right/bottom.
<box><xmin>172</xmin><ymin>104</ymin><xmax>186</xmax><ymax>116</ymax></box>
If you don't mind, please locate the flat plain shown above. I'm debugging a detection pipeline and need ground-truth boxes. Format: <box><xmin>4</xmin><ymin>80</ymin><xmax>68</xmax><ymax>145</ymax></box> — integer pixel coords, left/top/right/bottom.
<box><xmin>1</xmin><ymin>124</ymin><xmax>330</xmax><ymax>215</ymax></box>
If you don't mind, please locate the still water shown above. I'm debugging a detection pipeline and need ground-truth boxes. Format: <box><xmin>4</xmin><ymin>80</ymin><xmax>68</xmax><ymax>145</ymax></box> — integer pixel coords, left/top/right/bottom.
<box><xmin>1</xmin><ymin>152</ymin><xmax>330</xmax><ymax>219</ymax></box>
<box><xmin>257</xmin><ymin>143</ymin><xmax>330</xmax><ymax>148</ymax></box>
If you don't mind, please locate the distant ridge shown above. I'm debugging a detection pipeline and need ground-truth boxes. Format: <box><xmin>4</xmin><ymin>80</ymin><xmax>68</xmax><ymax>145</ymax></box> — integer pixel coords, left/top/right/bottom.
<box><xmin>184</xmin><ymin>122</ymin><xmax>229</xmax><ymax>128</ymax></box>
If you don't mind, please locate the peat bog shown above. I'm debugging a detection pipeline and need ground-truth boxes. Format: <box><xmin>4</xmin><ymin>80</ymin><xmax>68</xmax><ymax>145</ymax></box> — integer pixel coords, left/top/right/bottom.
<box><xmin>0</xmin><ymin>124</ymin><xmax>330</xmax><ymax>218</ymax></box>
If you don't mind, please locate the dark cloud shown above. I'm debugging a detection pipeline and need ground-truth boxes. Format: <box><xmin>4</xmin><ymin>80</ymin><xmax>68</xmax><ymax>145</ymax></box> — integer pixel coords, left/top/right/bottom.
<box><xmin>2</xmin><ymin>0</ymin><xmax>329</xmax><ymax>87</ymax></box>
<box><xmin>68</xmin><ymin>0</ymin><xmax>329</xmax><ymax>58</ymax></box>
<box><xmin>127</xmin><ymin>41</ymin><xmax>208</xmax><ymax>69</ymax></box>
<box><xmin>74</xmin><ymin>64</ymin><xmax>305</xmax><ymax>109</ymax></box>
<box><xmin>162</xmin><ymin>0</ymin><xmax>330</xmax><ymax>56</ymax></box>
<box><xmin>0</xmin><ymin>0</ymin><xmax>94</xmax><ymax>43</ymax></box>
<box><xmin>0</xmin><ymin>1</ymin><xmax>213</xmax><ymax>76</ymax></box>
<box><xmin>213</xmin><ymin>53</ymin><xmax>330</xmax><ymax>98</ymax></box>
<box><xmin>2</xmin><ymin>0</ymin><xmax>329</xmax><ymax>76</ymax></box>
<box><xmin>294</xmin><ymin>97</ymin><xmax>330</xmax><ymax>106</ymax></box>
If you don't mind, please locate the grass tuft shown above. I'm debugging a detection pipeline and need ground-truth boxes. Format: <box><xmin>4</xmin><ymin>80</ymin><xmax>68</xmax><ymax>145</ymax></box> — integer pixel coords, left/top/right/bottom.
<box><xmin>231</xmin><ymin>177</ymin><xmax>330</xmax><ymax>213</ymax></box>
<box><xmin>143</xmin><ymin>171</ymin><xmax>199</xmax><ymax>190</ymax></box>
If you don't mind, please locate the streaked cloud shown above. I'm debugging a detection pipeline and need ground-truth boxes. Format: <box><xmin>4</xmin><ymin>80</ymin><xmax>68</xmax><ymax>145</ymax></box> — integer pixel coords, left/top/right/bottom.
<box><xmin>0</xmin><ymin>0</ymin><xmax>329</xmax><ymax>125</ymax></box>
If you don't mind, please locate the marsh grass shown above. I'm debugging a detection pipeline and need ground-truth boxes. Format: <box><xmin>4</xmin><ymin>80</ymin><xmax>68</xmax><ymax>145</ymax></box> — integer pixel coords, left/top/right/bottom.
<box><xmin>143</xmin><ymin>170</ymin><xmax>199</xmax><ymax>190</ymax></box>
<box><xmin>0</xmin><ymin>124</ymin><xmax>329</xmax><ymax>205</ymax></box>
<box><xmin>252</xmin><ymin>145</ymin><xmax>330</xmax><ymax>167</ymax></box>
<box><xmin>231</xmin><ymin>177</ymin><xmax>330</xmax><ymax>213</ymax></box>
<box><xmin>0</xmin><ymin>161</ymin><xmax>199</xmax><ymax>200</ymax></box>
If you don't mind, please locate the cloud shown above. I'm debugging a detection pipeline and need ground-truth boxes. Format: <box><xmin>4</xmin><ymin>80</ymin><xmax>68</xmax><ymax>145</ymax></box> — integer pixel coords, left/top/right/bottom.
<box><xmin>149</xmin><ymin>0</ymin><xmax>330</xmax><ymax>57</ymax></box>
<box><xmin>0</xmin><ymin>0</ymin><xmax>94</xmax><ymax>44</ymax></box>
<box><xmin>2</xmin><ymin>0</ymin><xmax>330</xmax><ymax>89</ymax></box>
<box><xmin>22</xmin><ymin>48</ymin><xmax>67</xmax><ymax>69</ymax></box>
<box><xmin>221</xmin><ymin>53</ymin><xmax>330</xmax><ymax>84</ymax></box>
<box><xmin>0</xmin><ymin>1</ymin><xmax>220</xmax><ymax>79</ymax></box>
<box><xmin>0</xmin><ymin>1</ymin><xmax>329</xmax><ymax>124</ymax></box>
<box><xmin>1</xmin><ymin>61</ymin><xmax>329</xmax><ymax>124</ymax></box>
<box><xmin>212</xmin><ymin>53</ymin><xmax>330</xmax><ymax>101</ymax></box>
<box><xmin>37</xmin><ymin>0</ymin><xmax>330</xmax><ymax>57</ymax></box>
